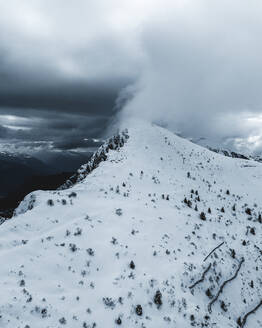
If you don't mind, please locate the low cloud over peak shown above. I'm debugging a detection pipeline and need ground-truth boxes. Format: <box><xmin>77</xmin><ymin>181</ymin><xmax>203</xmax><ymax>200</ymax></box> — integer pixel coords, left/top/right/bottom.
<box><xmin>118</xmin><ymin>0</ymin><xmax>262</xmax><ymax>153</ymax></box>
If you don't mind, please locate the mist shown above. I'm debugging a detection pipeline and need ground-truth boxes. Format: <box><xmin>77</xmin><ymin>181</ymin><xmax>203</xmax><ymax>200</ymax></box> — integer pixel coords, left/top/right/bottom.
<box><xmin>118</xmin><ymin>0</ymin><xmax>262</xmax><ymax>154</ymax></box>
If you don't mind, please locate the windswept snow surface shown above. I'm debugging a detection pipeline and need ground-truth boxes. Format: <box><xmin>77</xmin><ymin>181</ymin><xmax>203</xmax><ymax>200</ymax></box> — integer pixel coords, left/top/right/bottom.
<box><xmin>1</xmin><ymin>121</ymin><xmax>262</xmax><ymax>328</ymax></box>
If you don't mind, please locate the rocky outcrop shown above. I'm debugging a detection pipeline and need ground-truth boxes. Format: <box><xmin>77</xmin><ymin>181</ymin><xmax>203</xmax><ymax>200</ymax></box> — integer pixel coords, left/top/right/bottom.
<box><xmin>59</xmin><ymin>129</ymin><xmax>129</xmax><ymax>190</ymax></box>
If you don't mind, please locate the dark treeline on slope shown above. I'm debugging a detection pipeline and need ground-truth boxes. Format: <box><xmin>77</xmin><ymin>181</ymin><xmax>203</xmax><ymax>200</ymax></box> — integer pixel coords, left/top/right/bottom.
<box><xmin>0</xmin><ymin>172</ymin><xmax>74</xmax><ymax>218</ymax></box>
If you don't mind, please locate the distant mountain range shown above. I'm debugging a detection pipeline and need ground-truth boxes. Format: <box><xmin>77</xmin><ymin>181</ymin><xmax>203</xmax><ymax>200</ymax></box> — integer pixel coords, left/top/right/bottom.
<box><xmin>0</xmin><ymin>151</ymin><xmax>92</xmax><ymax>198</ymax></box>
<box><xmin>0</xmin><ymin>171</ymin><xmax>74</xmax><ymax>218</ymax></box>
<box><xmin>0</xmin><ymin>152</ymin><xmax>55</xmax><ymax>198</ymax></box>
<box><xmin>207</xmin><ymin>147</ymin><xmax>262</xmax><ymax>163</ymax></box>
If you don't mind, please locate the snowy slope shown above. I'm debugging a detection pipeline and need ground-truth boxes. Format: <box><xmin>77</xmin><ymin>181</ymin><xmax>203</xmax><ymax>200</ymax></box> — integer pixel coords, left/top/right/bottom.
<box><xmin>1</xmin><ymin>121</ymin><xmax>262</xmax><ymax>328</ymax></box>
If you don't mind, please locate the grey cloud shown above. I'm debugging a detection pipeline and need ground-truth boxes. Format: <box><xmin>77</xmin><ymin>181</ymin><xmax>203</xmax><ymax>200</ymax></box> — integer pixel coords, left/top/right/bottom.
<box><xmin>0</xmin><ymin>1</ymin><xmax>141</xmax><ymax>117</ymax></box>
<box><xmin>0</xmin><ymin>125</ymin><xmax>10</xmax><ymax>138</ymax></box>
<box><xmin>0</xmin><ymin>0</ymin><xmax>145</xmax><ymax>158</ymax></box>
<box><xmin>119</xmin><ymin>0</ymin><xmax>262</xmax><ymax>153</ymax></box>
<box><xmin>1</xmin><ymin>0</ymin><xmax>262</xmax><ymax>156</ymax></box>
<box><xmin>0</xmin><ymin>109</ymin><xmax>108</xmax><ymax>157</ymax></box>
<box><xmin>53</xmin><ymin>138</ymin><xmax>103</xmax><ymax>151</ymax></box>
<box><xmin>0</xmin><ymin>82</ymin><xmax>122</xmax><ymax>116</ymax></box>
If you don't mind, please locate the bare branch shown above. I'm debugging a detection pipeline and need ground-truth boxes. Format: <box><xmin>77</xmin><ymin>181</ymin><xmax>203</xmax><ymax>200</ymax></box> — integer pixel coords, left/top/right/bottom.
<box><xmin>189</xmin><ymin>263</ymin><xmax>211</xmax><ymax>289</ymax></box>
<box><xmin>239</xmin><ymin>300</ymin><xmax>262</xmax><ymax>328</ymax></box>
<box><xmin>203</xmin><ymin>242</ymin><xmax>224</xmax><ymax>262</ymax></box>
<box><xmin>208</xmin><ymin>257</ymin><xmax>244</xmax><ymax>313</ymax></box>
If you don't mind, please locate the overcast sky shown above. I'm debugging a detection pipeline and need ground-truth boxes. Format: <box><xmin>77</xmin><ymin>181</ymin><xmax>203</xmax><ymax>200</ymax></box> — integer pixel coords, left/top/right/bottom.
<box><xmin>1</xmin><ymin>0</ymin><xmax>262</xmax><ymax>155</ymax></box>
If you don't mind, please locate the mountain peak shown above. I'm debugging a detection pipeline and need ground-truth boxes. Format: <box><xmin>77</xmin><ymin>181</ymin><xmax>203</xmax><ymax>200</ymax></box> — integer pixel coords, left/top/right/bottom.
<box><xmin>0</xmin><ymin>122</ymin><xmax>262</xmax><ymax>327</ymax></box>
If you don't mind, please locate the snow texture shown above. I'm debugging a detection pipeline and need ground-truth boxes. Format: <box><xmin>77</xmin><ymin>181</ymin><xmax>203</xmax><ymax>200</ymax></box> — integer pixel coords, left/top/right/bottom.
<box><xmin>0</xmin><ymin>121</ymin><xmax>262</xmax><ymax>328</ymax></box>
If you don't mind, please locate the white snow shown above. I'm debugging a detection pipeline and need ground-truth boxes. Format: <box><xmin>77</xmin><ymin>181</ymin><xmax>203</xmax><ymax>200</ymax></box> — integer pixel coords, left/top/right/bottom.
<box><xmin>0</xmin><ymin>121</ymin><xmax>262</xmax><ymax>327</ymax></box>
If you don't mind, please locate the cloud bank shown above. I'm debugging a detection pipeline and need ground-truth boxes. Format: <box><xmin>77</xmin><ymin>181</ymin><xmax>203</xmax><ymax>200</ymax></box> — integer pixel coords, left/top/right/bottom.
<box><xmin>1</xmin><ymin>0</ymin><xmax>262</xmax><ymax>154</ymax></box>
<box><xmin>118</xmin><ymin>0</ymin><xmax>262</xmax><ymax>153</ymax></box>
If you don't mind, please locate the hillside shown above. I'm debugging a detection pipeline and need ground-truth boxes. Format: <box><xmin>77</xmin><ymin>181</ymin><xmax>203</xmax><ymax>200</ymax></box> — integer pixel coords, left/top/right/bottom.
<box><xmin>0</xmin><ymin>121</ymin><xmax>262</xmax><ymax>328</ymax></box>
<box><xmin>0</xmin><ymin>152</ymin><xmax>56</xmax><ymax>198</ymax></box>
<box><xmin>0</xmin><ymin>171</ymin><xmax>74</xmax><ymax>218</ymax></box>
<box><xmin>0</xmin><ymin>151</ymin><xmax>93</xmax><ymax>199</ymax></box>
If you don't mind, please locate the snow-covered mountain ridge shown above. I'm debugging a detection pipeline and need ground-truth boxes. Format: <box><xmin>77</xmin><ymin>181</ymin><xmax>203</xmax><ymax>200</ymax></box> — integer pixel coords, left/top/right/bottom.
<box><xmin>59</xmin><ymin>129</ymin><xmax>129</xmax><ymax>190</ymax></box>
<box><xmin>208</xmin><ymin>147</ymin><xmax>262</xmax><ymax>163</ymax></box>
<box><xmin>1</xmin><ymin>121</ymin><xmax>262</xmax><ymax>327</ymax></box>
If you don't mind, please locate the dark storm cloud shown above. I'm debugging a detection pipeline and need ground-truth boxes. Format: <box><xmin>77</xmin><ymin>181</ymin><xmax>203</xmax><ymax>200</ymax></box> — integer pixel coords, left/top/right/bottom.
<box><xmin>0</xmin><ymin>109</ymin><xmax>107</xmax><ymax>156</ymax></box>
<box><xmin>0</xmin><ymin>83</ymin><xmax>121</xmax><ymax>115</ymax></box>
<box><xmin>0</xmin><ymin>0</ymin><xmax>142</xmax><ymax>147</ymax></box>
<box><xmin>0</xmin><ymin>0</ymin><xmax>143</xmax><ymax>114</ymax></box>
<box><xmin>1</xmin><ymin>0</ymin><xmax>262</xmax><ymax>156</ymax></box>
